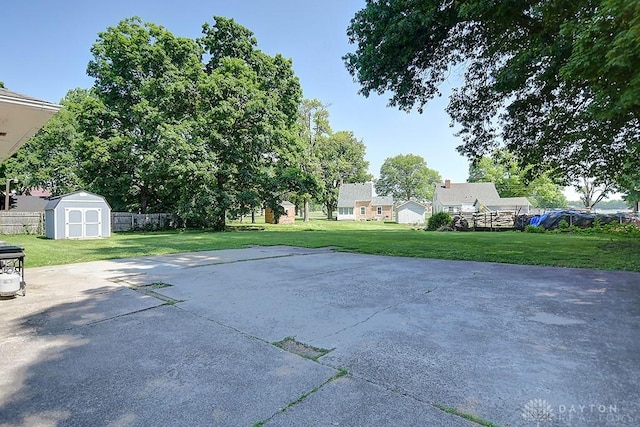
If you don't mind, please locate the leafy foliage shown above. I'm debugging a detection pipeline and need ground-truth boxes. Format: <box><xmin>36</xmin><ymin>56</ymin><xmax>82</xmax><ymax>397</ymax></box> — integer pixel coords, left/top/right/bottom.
<box><xmin>376</xmin><ymin>154</ymin><xmax>441</xmax><ymax>201</ymax></box>
<box><xmin>85</xmin><ymin>18</ymin><xmax>206</xmax><ymax>213</ymax></box>
<box><xmin>427</xmin><ymin>212</ymin><xmax>451</xmax><ymax>231</ymax></box>
<box><xmin>317</xmin><ymin>130</ymin><xmax>371</xmax><ymax>218</ymax></box>
<box><xmin>296</xmin><ymin>99</ymin><xmax>371</xmax><ymax>219</ymax></box>
<box><xmin>83</xmin><ymin>16</ymin><xmax>304</xmax><ymax>229</ymax></box>
<box><xmin>344</xmin><ymin>0</ymin><xmax>640</xmax><ymax>193</ymax></box>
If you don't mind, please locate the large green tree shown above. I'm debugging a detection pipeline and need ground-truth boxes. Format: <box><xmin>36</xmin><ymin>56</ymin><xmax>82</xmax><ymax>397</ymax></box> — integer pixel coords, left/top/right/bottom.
<box><xmin>197</xmin><ymin>17</ymin><xmax>305</xmax><ymax>229</ymax></box>
<box><xmin>294</xmin><ymin>99</ymin><xmax>371</xmax><ymax>220</ymax></box>
<box><xmin>82</xmin><ymin>16</ymin><xmax>304</xmax><ymax>229</ymax></box>
<box><xmin>317</xmin><ymin>130</ymin><xmax>371</xmax><ymax>219</ymax></box>
<box><xmin>296</xmin><ymin>98</ymin><xmax>332</xmax><ymax>221</ymax></box>
<box><xmin>344</xmin><ymin>0</ymin><xmax>640</xmax><ymax>192</ymax></box>
<box><xmin>375</xmin><ymin>154</ymin><xmax>441</xmax><ymax>202</ymax></box>
<box><xmin>85</xmin><ymin>18</ymin><xmax>204</xmax><ymax>213</ymax></box>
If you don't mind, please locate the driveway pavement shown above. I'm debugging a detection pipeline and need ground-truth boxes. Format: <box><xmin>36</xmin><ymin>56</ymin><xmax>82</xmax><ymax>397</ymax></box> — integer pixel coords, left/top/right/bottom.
<box><xmin>1</xmin><ymin>246</ymin><xmax>639</xmax><ymax>427</ymax></box>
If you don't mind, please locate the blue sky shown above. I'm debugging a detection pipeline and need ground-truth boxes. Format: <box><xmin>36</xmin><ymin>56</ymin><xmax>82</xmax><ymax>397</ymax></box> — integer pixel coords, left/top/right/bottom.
<box><xmin>2</xmin><ymin>0</ymin><xmax>472</xmax><ymax>184</ymax></box>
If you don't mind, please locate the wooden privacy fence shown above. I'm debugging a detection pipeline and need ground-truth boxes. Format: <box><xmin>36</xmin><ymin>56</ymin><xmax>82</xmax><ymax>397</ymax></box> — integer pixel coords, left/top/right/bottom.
<box><xmin>0</xmin><ymin>212</ymin><xmax>176</xmax><ymax>235</ymax></box>
<box><xmin>111</xmin><ymin>212</ymin><xmax>176</xmax><ymax>232</ymax></box>
<box><xmin>0</xmin><ymin>212</ymin><xmax>44</xmax><ymax>235</ymax></box>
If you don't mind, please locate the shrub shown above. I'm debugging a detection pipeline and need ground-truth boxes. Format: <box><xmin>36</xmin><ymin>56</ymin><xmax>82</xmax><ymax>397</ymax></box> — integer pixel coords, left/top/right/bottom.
<box><xmin>524</xmin><ymin>225</ymin><xmax>545</xmax><ymax>233</ymax></box>
<box><xmin>427</xmin><ymin>212</ymin><xmax>452</xmax><ymax>231</ymax></box>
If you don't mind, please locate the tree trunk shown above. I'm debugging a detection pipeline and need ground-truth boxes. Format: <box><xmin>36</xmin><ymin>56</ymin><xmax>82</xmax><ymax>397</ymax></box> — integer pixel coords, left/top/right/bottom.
<box><xmin>140</xmin><ymin>188</ymin><xmax>148</xmax><ymax>214</ymax></box>
<box><xmin>211</xmin><ymin>210</ymin><xmax>226</xmax><ymax>231</ymax></box>
<box><xmin>303</xmin><ymin>197</ymin><xmax>310</xmax><ymax>222</ymax></box>
<box><xmin>212</xmin><ymin>173</ymin><xmax>227</xmax><ymax>231</ymax></box>
<box><xmin>325</xmin><ymin>201</ymin><xmax>334</xmax><ymax>220</ymax></box>
<box><xmin>251</xmin><ymin>211</ymin><xmax>256</xmax><ymax>224</ymax></box>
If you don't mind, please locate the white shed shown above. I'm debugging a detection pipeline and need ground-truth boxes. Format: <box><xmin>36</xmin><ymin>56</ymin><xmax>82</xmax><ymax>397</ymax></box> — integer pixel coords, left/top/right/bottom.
<box><xmin>45</xmin><ymin>191</ymin><xmax>111</xmax><ymax>239</ymax></box>
<box><xmin>395</xmin><ymin>201</ymin><xmax>427</xmax><ymax>224</ymax></box>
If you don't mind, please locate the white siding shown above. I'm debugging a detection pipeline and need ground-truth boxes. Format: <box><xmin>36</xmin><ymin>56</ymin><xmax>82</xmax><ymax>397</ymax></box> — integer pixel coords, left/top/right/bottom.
<box><xmin>396</xmin><ymin>202</ymin><xmax>426</xmax><ymax>224</ymax></box>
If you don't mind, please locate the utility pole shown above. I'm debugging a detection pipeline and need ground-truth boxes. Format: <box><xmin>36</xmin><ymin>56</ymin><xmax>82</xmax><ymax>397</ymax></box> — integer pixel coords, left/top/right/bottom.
<box><xmin>4</xmin><ymin>178</ymin><xmax>16</xmax><ymax>211</ymax></box>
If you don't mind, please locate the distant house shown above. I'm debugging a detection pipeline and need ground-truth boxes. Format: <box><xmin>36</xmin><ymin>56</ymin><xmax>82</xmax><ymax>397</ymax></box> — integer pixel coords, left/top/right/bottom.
<box><xmin>11</xmin><ymin>195</ymin><xmax>49</xmax><ymax>212</ymax></box>
<box><xmin>433</xmin><ymin>180</ymin><xmax>530</xmax><ymax>214</ymax></box>
<box><xmin>265</xmin><ymin>201</ymin><xmax>295</xmax><ymax>224</ymax></box>
<box><xmin>395</xmin><ymin>201</ymin><xmax>427</xmax><ymax>224</ymax></box>
<box><xmin>337</xmin><ymin>182</ymin><xmax>393</xmax><ymax>221</ymax></box>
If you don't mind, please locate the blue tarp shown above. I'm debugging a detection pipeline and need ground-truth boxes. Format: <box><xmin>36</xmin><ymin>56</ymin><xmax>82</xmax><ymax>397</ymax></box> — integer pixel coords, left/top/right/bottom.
<box><xmin>525</xmin><ymin>210</ymin><xmax>626</xmax><ymax>230</ymax></box>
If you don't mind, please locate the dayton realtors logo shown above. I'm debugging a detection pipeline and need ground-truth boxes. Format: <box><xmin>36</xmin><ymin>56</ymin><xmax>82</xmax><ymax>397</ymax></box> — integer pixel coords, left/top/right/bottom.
<box><xmin>522</xmin><ymin>399</ymin><xmax>633</xmax><ymax>425</ymax></box>
<box><xmin>522</xmin><ymin>399</ymin><xmax>554</xmax><ymax>426</ymax></box>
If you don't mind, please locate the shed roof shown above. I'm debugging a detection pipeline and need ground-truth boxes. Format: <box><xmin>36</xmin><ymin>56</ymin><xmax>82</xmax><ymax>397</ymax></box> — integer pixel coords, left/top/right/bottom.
<box><xmin>0</xmin><ymin>88</ymin><xmax>60</xmax><ymax>162</ymax></box>
<box><xmin>434</xmin><ymin>182</ymin><xmax>500</xmax><ymax>206</ymax></box>
<box><xmin>45</xmin><ymin>191</ymin><xmax>110</xmax><ymax>210</ymax></box>
<box><xmin>395</xmin><ymin>200</ymin><xmax>427</xmax><ymax>210</ymax></box>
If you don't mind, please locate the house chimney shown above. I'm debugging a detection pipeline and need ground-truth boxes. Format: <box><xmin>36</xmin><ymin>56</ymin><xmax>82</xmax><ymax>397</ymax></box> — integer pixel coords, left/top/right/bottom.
<box><xmin>445</xmin><ymin>179</ymin><xmax>451</xmax><ymax>189</ymax></box>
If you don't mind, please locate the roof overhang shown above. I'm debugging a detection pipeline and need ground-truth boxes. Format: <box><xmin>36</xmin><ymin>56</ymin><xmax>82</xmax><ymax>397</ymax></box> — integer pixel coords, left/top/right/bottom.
<box><xmin>0</xmin><ymin>89</ymin><xmax>61</xmax><ymax>162</ymax></box>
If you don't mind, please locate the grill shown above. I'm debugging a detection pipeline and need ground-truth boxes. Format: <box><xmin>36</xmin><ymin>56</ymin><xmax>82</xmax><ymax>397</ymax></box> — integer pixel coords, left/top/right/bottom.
<box><xmin>0</xmin><ymin>245</ymin><xmax>25</xmax><ymax>297</ymax></box>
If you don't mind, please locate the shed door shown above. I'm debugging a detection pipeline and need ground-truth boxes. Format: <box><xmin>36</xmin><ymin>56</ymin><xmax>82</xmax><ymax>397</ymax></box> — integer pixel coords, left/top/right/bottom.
<box><xmin>65</xmin><ymin>208</ymin><xmax>102</xmax><ymax>238</ymax></box>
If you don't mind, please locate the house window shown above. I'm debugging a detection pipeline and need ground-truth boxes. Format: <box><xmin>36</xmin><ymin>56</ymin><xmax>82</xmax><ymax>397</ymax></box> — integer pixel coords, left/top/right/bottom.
<box><xmin>338</xmin><ymin>207</ymin><xmax>353</xmax><ymax>215</ymax></box>
<box><xmin>377</xmin><ymin>206</ymin><xmax>382</xmax><ymax>215</ymax></box>
<box><xmin>360</xmin><ymin>206</ymin><xmax>366</xmax><ymax>215</ymax></box>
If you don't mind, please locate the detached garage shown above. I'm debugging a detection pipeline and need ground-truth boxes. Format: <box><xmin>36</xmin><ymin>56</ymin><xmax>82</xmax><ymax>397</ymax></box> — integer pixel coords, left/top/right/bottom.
<box><xmin>395</xmin><ymin>201</ymin><xmax>427</xmax><ymax>224</ymax></box>
<box><xmin>45</xmin><ymin>191</ymin><xmax>111</xmax><ymax>239</ymax></box>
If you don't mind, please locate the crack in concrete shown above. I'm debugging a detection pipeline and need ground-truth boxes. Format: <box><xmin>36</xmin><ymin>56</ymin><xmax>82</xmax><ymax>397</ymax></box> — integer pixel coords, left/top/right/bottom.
<box><xmin>182</xmin><ymin>251</ymin><xmax>325</xmax><ymax>270</ymax></box>
<box><xmin>314</xmin><ymin>286</ymin><xmax>439</xmax><ymax>342</ymax></box>
<box><xmin>341</xmin><ymin>369</ymin><xmax>496</xmax><ymax>427</ymax></box>
<box><xmin>252</xmin><ymin>367</ymin><xmax>349</xmax><ymax>426</ymax></box>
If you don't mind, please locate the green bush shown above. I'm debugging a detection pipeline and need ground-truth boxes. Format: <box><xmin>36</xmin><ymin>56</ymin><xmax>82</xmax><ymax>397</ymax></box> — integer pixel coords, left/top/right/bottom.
<box><xmin>601</xmin><ymin>223</ymin><xmax>640</xmax><ymax>237</ymax></box>
<box><xmin>427</xmin><ymin>212</ymin><xmax>452</xmax><ymax>231</ymax></box>
<box><xmin>524</xmin><ymin>225</ymin><xmax>545</xmax><ymax>233</ymax></box>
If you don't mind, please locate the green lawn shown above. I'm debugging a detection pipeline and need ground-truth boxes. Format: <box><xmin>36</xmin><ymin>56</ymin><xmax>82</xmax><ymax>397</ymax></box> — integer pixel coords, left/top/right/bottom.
<box><xmin>2</xmin><ymin>218</ymin><xmax>639</xmax><ymax>271</ymax></box>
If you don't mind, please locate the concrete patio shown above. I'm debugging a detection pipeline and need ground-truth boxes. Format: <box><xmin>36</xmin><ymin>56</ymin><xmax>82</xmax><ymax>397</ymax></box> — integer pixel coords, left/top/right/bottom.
<box><xmin>1</xmin><ymin>246</ymin><xmax>639</xmax><ymax>426</ymax></box>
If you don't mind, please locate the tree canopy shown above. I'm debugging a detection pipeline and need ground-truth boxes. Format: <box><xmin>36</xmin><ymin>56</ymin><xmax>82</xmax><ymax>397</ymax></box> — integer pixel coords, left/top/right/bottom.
<box><xmin>296</xmin><ymin>99</ymin><xmax>371</xmax><ymax>219</ymax></box>
<box><xmin>82</xmin><ymin>16</ymin><xmax>305</xmax><ymax>229</ymax></box>
<box><xmin>375</xmin><ymin>154</ymin><xmax>441</xmax><ymax>202</ymax></box>
<box><xmin>345</xmin><ymin>0</ymin><xmax>640</xmax><ymax>193</ymax></box>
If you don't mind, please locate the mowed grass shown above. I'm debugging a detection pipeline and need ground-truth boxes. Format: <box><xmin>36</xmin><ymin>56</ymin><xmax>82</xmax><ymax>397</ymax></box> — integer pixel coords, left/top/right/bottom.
<box><xmin>2</xmin><ymin>218</ymin><xmax>639</xmax><ymax>271</ymax></box>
